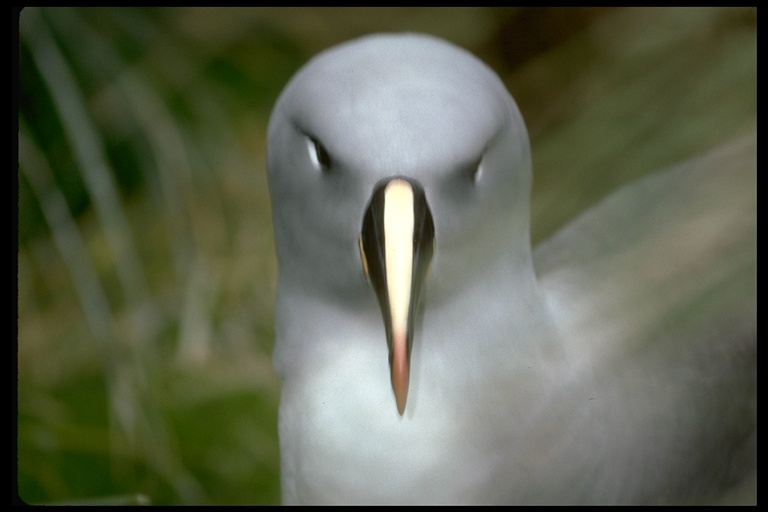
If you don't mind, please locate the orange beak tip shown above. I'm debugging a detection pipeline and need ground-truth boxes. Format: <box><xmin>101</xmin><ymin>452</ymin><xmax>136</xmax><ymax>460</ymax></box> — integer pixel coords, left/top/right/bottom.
<box><xmin>391</xmin><ymin>333</ymin><xmax>410</xmax><ymax>415</ymax></box>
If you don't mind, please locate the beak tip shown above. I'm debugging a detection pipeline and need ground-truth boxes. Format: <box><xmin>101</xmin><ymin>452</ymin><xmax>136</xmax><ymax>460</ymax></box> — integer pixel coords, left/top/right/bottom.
<box><xmin>395</xmin><ymin>388</ymin><xmax>408</xmax><ymax>416</ymax></box>
<box><xmin>391</xmin><ymin>331</ymin><xmax>410</xmax><ymax>415</ymax></box>
<box><xmin>392</xmin><ymin>360</ymin><xmax>409</xmax><ymax>415</ymax></box>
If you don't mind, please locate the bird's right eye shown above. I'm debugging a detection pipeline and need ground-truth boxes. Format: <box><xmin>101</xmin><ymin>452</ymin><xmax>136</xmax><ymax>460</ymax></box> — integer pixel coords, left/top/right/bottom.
<box><xmin>307</xmin><ymin>136</ymin><xmax>333</xmax><ymax>171</ymax></box>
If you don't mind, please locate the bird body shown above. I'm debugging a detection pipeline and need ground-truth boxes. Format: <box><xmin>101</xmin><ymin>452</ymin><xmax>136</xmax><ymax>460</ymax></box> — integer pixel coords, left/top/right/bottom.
<box><xmin>267</xmin><ymin>33</ymin><xmax>755</xmax><ymax>504</ymax></box>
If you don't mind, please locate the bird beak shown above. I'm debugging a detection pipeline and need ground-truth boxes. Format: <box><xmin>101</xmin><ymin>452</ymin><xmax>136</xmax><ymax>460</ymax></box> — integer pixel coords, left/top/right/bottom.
<box><xmin>360</xmin><ymin>177</ymin><xmax>435</xmax><ymax>415</ymax></box>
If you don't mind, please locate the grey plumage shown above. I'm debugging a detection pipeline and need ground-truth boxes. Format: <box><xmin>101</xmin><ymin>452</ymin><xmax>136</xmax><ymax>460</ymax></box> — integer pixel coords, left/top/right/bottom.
<box><xmin>267</xmin><ymin>33</ymin><xmax>755</xmax><ymax>504</ymax></box>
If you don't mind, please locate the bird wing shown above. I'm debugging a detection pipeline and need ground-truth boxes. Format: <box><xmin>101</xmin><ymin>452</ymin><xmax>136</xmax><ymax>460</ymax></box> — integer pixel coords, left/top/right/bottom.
<box><xmin>533</xmin><ymin>133</ymin><xmax>756</xmax><ymax>503</ymax></box>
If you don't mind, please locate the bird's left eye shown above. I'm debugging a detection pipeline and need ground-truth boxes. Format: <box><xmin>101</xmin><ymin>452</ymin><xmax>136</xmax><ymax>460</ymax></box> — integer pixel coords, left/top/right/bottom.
<box><xmin>472</xmin><ymin>158</ymin><xmax>483</xmax><ymax>182</ymax></box>
<box><xmin>464</xmin><ymin>157</ymin><xmax>483</xmax><ymax>183</ymax></box>
<box><xmin>307</xmin><ymin>136</ymin><xmax>332</xmax><ymax>171</ymax></box>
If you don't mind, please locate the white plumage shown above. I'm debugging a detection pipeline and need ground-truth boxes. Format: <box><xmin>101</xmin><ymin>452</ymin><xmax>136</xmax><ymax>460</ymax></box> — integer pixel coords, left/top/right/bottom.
<box><xmin>266</xmin><ymin>33</ymin><xmax>755</xmax><ymax>504</ymax></box>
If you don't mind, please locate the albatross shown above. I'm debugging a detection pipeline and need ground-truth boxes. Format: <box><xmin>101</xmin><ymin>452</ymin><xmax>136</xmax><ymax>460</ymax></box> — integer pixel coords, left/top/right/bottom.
<box><xmin>266</xmin><ymin>33</ymin><xmax>755</xmax><ymax>504</ymax></box>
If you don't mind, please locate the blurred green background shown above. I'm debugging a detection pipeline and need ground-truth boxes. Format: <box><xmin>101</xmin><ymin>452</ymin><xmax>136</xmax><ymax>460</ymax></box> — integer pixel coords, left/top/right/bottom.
<box><xmin>16</xmin><ymin>7</ymin><xmax>755</xmax><ymax>505</ymax></box>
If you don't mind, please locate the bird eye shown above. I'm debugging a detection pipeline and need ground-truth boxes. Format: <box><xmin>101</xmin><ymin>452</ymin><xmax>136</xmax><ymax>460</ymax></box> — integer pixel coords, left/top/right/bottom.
<box><xmin>473</xmin><ymin>158</ymin><xmax>483</xmax><ymax>182</ymax></box>
<box><xmin>465</xmin><ymin>157</ymin><xmax>483</xmax><ymax>183</ymax></box>
<box><xmin>307</xmin><ymin>136</ymin><xmax>332</xmax><ymax>171</ymax></box>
